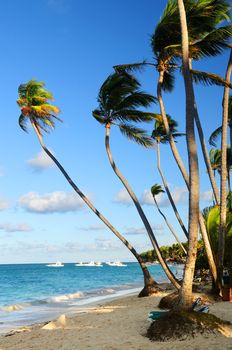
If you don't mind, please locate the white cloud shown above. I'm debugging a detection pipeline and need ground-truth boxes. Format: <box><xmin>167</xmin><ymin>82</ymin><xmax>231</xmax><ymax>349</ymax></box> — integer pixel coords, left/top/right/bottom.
<box><xmin>113</xmin><ymin>188</ymin><xmax>133</xmax><ymax>205</ymax></box>
<box><xmin>124</xmin><ymin>224</ymin><xmax>164</xmax><ymax>235</ymax></box>
<box><xmin>18</xmin><ymin>191</ymin><xmax>86</xmax><ymax>213</ymax></box>
<box><xmin>141</xmin><ymin>187</ymin><xmax>188</xmax><ymax>207</ymax></box>
<box><xmin>0</xmin><ymin>223</ymin><xmax>32</xmax><ymax>233</ymax></box>
<box><xmin>27</xmin><ymin>150</ymin><xmax>54</xmax><ymax>171</ymax></box>
<box><xmin>94</xmin><ymin>236</ymin><xmax>121</xmax><ymax>250</ymax></box>
<box><xmin>0</xmin><ymin>197</ymin><xmax>10</xmax><ymax>210</ymax></box>
<box><xmin>79</xmin><ymin>223</ymin><xmax>106</xmax><ymax>231</ymax></box>
<box><xmin>200</xmin><ymin>190</ymin><xmax>213</xmax><ymax>202</ymax></box>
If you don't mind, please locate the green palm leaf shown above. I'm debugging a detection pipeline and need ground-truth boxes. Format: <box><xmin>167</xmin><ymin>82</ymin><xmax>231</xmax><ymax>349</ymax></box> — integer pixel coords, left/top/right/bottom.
<box><xmin>112</xmin><ymin>110</ymin><xmax>159</xmax><ymax>123</ymax></box>
<box><xmin>118</xmin><ymin>123</ymin><xmax>154</xmax><ymax>148</ymax></box>
<box><xmin>151</xmin><ymin>184</ymin><xmax>165</xmax><ymax>197</ymax></box>
<box><xmin>17</xmin><ymin>80</ymin><xmax>61</xmax><ymax>135</ymax></box>
<box><xmin>191</xmin><ymin>69</ymin><xmax>232</xmax><ymax>88</ymax></box>
<box><xmin>18</xmin><ymin>114</ymin><xmax>28</xmax><ymax>132</ymax></box>
<box><xmin>209</xmin><ymin>126</ymin><xmax>223</xmax><ymax>147</ymax></box>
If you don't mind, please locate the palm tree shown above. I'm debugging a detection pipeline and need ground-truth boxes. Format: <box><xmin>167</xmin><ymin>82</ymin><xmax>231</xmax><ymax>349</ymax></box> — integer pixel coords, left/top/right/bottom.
<box><xmin>17</xmin><ymin>79</ymin><xmax>159</xmax><ymax>297</ymax></box>
<box><xmin>218</xmin><ymin>50</ymin><xmax>232</xmax><ymax>285</ymax></box>
<box><xmin>152</xmin><ymin>114</ymin><xmax>188</xmax><ymax>238</ymax></box>
<box><xmin>209</xmin><ymin>147</ymin><xmax>232</xmax><ymax>191</ymax></box>
<box><xmin>151</xmin><ymin>184</ymin><xmax>187</xmax><ymax>254</ymax></box>
<box><xmin>176</xmin><ymin>0</ymin><xmax>200</xmax><ymax>310</ymax></box>
<box><xmin>92</xmin><ymin>73</ymin><xmax>180</xmax><ymax>289</ymax></box>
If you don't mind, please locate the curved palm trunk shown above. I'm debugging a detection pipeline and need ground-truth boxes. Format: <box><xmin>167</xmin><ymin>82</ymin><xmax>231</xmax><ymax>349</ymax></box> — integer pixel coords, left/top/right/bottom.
<box><xmin>176</xmin><ymin>0</ymin><xmax>200</xmax><ymax>310</ymax></box>
<box><xmin>157</xmin><ymin>68</ymin><xmax>218</xmax><ymax>288</ymax></box>
<box><xmin>189</xmin><ymin>60</ymin><xmax>220</xmax><ymax>204</ymax></box>
<box><xmin>30</xmin><ymin>122</ymin><xmax>158</xmax><ymax>296</ymax></box>
<box><xmin>153</xmin><ymin>195</ymin><xmax>187</xmax><ymax>255</ymax></box>
<box><xmin>194</xmin><ymin>106</ymin><xmax>220</xmax><ymax>204</ymax></box>
<box><xmin>157</xmin><ymin>141</ymin><xmax>188</xmax><ymax>239</ymax></box>
<box><xmin>218</xmin><ymin>49</ymin><xmax>232</xmax><ymax>284</ymax></box>
<box><xmin>105</xmin><ymin>123</ymin><xmax>180</xmax><ymax>289</ymax></box>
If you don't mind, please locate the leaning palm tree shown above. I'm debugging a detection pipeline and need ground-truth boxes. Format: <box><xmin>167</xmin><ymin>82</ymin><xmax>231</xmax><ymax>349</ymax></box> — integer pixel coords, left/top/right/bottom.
<box><xmin>17</xmin><ymin>79</ymin><xmax>159</xmax><ymax>297</ymax></box>
<box><xmin>92</xmin><ymin>72</ymin><xmax>180</xmax><ymax>289</ymax></box>
<box><xmin>151</xmin><ymin>184</ymin><xmax>187</xmax><ymax>254</ymax></box>
<box><xmin>176</xmin><ymin>0</ymin><xmax>200</xmax><ymax>311</ymax></box>
<box><xmin>152</xmin><ymin>114</ymin><xmax>188</xmax><ymax>238</ymax></box>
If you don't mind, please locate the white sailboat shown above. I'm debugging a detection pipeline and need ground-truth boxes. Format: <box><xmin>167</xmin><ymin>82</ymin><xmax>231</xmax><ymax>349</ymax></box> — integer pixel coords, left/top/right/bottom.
<box><xmin>105</xmin><ymin>261</ymin><xmax>127</xmax><ymax>267</ymax></box>
<box><xmin>46</xmin><ymin>261</ymin><xmax>64</xmax><ymax>267</ymax></box>
<box><xmin>75</xmin><ymin>261</ymin><xmax>103</xmax><ymax>267</ymax></box>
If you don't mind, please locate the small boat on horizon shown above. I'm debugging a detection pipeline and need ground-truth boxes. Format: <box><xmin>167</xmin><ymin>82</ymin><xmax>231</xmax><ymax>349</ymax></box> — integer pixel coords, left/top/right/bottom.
<box><xmin>105</xmin><ymin>261</ymin><xmax>127</xmax><ymax>267</ymax></box>
<box><xmin>75</xmin><ymin>261</ymin><xmax>103</xmax><ymax>267</ymax></box>
<box><xmin>46</xmin><ymin>261</ymin><xmax>64</xmax><ymax>267</ymax></box>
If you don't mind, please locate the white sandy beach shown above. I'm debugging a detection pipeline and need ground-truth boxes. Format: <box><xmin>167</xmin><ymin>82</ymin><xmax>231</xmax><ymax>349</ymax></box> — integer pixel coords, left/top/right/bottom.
<box><xmin>0</xmin><ymin>291</ymin><xmax>232</xmax><ymax>350</ymax></box>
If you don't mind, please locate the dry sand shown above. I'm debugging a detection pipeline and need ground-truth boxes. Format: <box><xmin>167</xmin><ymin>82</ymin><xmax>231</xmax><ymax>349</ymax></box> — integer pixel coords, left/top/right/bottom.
<box><xmin>0</xmin><ymin>291</ymin><xmax>232</xmax><ymax>350</ymax></box>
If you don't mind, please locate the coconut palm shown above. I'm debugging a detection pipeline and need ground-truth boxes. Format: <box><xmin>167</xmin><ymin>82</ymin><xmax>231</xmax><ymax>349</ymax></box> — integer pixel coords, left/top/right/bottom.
<box><xmin>152</xmin><ymin>114</ymin><xmax>188</xmax><ymax>238</ymax></box>
<box><xmin>92</xmin><ymin>73</ymin><xmax>180</xmax><ymax>289</ymax></box>
<box><xmin>17</xmin><ymin>79</ymin><xmax>159</xmax><ymax>297</ymax></box>
<box><xmin>209</xmin><ymin>147</ymin><xmax>232</xmax><ymax>190</ymax></box>
<box><xmin>218</xmin><ymin>53</ymin><xmax>232</xmax><ymax>282</ymax></box>
<box><xmin>151</xmin><ymin>184</ymin><xmax>187</xmax><ymax>254</ymax></box>
<box><xmin>176</xmin><ymin>0</ymin><xmax>200</xmax><ymax>310</ymax></box>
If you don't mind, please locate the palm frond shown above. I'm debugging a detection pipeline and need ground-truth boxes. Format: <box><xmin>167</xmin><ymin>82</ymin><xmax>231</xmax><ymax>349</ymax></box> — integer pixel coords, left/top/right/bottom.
<box><xmin>191</xmin><ymin>25</ymin><xmax>232</xmax><ymax>59</ymax></box>
<box><xmin>191</xmin><ymin>69</ymin><xmax>232</xmax><ymax>88</ymax></box>
<box><xmin>162</xmin><ymin>70</ymin><xmax>176</xmax><ymax>91</ymax></box>
<box><xmin>112</xmin><ymin>111</ymin><xmax>160</xmax><ymax>123</ymax></box>
<box><xmin>115</xmin><ymin>92</ymin><xmax>157</xmax><ymax>111</ymax></box>
<box><xmin>92</xmin><ymin>110</ymin><xmax>107</xmax><ymax>125</ymax></box>
<box><xmin>118</xmin><ymin>123</ymin><xmax>154</xmax><ymax>148</ymax></box>
<box><xmin>209</xmin><ymin>126</ymin><xmax>223</xmax><ymax>147</ymax></box>
<box><xmin>17</xmin><ymin>80</ymin><xmax>61</xmax><ymax>135</ymax></box>
<box><xmin>18</xmin><ymin>114</ymin><xmax>28</xmax><ymax>132</ymax></box>
<box><xmin>151</xmin><ymin>184</ymin><xmax>165</xmax><ymax>197</ymax></box>
<box><xmin>113</xmin><ymin>61</ymin><xmax>154</xmax><ymax>74</ymax></box>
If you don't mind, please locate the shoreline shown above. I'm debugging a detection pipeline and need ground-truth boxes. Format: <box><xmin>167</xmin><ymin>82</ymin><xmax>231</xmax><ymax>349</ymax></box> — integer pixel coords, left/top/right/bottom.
<box><xmin>0</xmin><ymin>289</ymin><xmax>232</xmax><ymax>350</ymax></box>
<box><xmin>0</xmin><ymin>285</ymin><xmax>143</xmax><ymax>336</ymax></box>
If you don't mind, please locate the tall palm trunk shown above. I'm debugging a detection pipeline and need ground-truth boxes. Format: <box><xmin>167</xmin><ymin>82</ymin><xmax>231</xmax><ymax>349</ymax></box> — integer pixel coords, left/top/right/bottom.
<box><xmin>157</xmin><ymin>69</ymin><xmax>218</xmax><ymax>288</ymax></box>
<box><xmin>105</xmin><ymin>123</ymin><xmax>180</xmax><ymax>289</ymax></box>
<box><xmin>194</xmin><ymin>104</ymin><xmax>220</xmax><ymax>204</ymax></box>
<box><xmin>218</xmin><ymin>49</ymin><xmax>232</xmax><ymax>283</ymax></box>
<box><xmin>189</xmin><ymin>60</ymin><xmax>220</xmax><ymax>204</ymax></box>
<box><xmin>153</xmin><ymin>194</ymin><xmax>187</xmax><ymax>255</ymax></box>
<box><xmin>30</xmin><ymin>121</ymin><xmax>158</xmax><ymax>296</ymax></box>
<box><xmin>176</xmin><ymin>0</ymin><xmax>200</xmax><ymax>310</ymax></box>
<box><xmin>157</xmin><ymin>141</ymin><xmax>188</xmax><ymax>239</ymax></box>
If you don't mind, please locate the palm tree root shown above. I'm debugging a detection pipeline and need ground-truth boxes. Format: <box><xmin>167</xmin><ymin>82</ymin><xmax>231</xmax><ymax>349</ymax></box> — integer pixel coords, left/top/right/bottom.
<box><xmin>138</xmin><ymin>281</ymin><xmax>162</xmax><ymax>298</ymax></box>
<box><xmin>146</xmin><ymin>311</ymin><xmax>231</xmax><ymax>342</ymax></box>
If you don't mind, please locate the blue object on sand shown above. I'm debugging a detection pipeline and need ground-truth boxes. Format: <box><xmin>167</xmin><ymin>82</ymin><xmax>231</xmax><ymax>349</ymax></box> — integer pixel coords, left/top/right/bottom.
<box><xmin>148</xmin><ymin>310</ymin><xmax>168</xmax><ymax>321</ymax></box>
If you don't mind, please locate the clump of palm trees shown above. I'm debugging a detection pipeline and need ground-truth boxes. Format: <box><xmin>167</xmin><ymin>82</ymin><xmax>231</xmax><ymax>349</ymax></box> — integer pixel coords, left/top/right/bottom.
<box><xmin>17</xmin><ymin>0</ymin><xmax>232</xmax><ymax>320</ymax></box>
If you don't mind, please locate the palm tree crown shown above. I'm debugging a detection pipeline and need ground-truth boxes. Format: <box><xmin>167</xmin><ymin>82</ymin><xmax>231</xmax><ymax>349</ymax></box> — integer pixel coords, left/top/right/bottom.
<box><xmin>92</xmin><ymin>73</ymin><xmax>157</xmax><ymax>147</ymax></box>
<box><xmin>152</xmin><ymin>114</ymin><xmax>184</xmax><ymax>143</ymax></box>
<box><xmin>17</xmin><ymin>80</ymin><xmax>61</xmax><ymax>136</ymax></box>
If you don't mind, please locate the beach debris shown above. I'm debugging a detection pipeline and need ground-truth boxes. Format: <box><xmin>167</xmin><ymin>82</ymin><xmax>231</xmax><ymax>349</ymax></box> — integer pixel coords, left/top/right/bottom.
<box><xmin>192</xmin><ymin>297</ymin><xmax>209</xmax><ymax>313</ymax></box>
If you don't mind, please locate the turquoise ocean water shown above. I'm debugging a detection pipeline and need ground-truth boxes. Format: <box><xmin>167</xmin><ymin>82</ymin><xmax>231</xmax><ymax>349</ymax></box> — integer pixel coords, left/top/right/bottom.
<box><xmin>0</xmin><ymin>262</ymin><xmax>183</xmax><ymax>334</ymax></box>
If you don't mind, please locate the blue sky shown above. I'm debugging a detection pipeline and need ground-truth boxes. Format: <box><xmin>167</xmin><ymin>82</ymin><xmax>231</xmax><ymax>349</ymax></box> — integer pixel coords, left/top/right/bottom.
<box><xmin>0</xmin><ymin>0</ymin><xmax>230</xmax><ymax>263</ymax></box>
